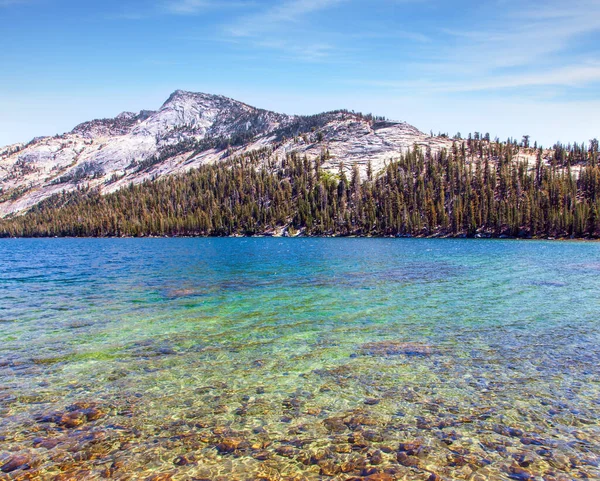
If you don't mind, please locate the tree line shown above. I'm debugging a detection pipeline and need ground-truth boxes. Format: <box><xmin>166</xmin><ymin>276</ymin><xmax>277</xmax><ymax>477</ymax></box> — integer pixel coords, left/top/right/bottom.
<box><xmin>1</xmin><ymin>137</ymin><xmax>599</xmax><ymax>238</ymax></box>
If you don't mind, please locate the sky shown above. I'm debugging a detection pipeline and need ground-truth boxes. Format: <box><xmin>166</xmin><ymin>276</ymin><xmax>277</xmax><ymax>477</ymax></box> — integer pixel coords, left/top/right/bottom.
<box><xmin>1</xmin><ymin>0</ymin><xmax>599</xmax><ymax>147</ymax></box>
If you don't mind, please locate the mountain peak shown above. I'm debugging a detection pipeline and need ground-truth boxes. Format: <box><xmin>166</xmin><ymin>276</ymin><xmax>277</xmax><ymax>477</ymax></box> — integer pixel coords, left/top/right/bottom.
<box><xmin>0</xmin><ymin>91</ymin><xmax>443</xmax><ymax>218</ymax></box>
<box><xmin>162</xmin><ymin>90</ymin><xmax>225</xmax><ymax>108</ymax></box>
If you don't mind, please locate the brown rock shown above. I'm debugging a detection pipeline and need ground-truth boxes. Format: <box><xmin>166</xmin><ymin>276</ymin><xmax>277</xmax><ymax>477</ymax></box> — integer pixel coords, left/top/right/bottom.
<box><xmin>81</xmin><ymin>407</ymin><xmax>105</xmax><ymax>421</ymax></box>
<box><xmin>319</xmin><ymin>459</ymin><xmax>341</xmax><ymax>476</ymax></box>
<box><xmin>145</xmin><ymin>474</ymin><xmax>174</xmax><ymax>481</ymax></box>
<box><xmin>58</xmin><ymin>411</ymin><xmax>86</xmax><ymax>428</ymax></box>
<box><xmin>323</xmin><ymin>417</ymin><xmax>347</xmax><ymax>433</ymax></box>
<box><xmin>398</xmin><ymin>441</ymin><xmax>422</xmax><ymax>455</ymax></box>
<box><xmin>173</xmin><ymin>455</ymin><xmax>194</xmax><ymax>466</ymax></box>
<box><xmin>396</xmin><ymin>452</ymin><xmax>419</xmax><ymax>467</ymax></box>
<box><xmin>447</xmin><ymin>453</ymin><xmax>468</xmax><ymax>467</ymax></box>
<box><xmin>275</xmin><ymin>446</ymin><xmax>296</xmax><ymax>458</ymax></box>
<box><xmin>1</xmin><ymin>455</ymin><xmax>31</xmax><ymax>473</ymax></box>
<box><xmin>216</xmin><ymin>437</ymin><xmax>245</xmax><ymax>453</ymax></box>
<box><xmin>333</xmin><ymin>444</ymin><xmax>352</xmax><ymax>454</ymax></box>
<box><xmin>32</xmin><ymin>437</ymin><xmax>60</xmax><ymax>450</ymax></box>
<box><xmin>363</xmin><ymin>431</ymin><xmax>383</xmax><ymax>442</ymax></box>
<box><xmin>364</xmin><ymin>474</ymin><xmax>393</xmax><ymax>481</ymax></box>
<box><xmin>507</xmin><ymin>465</ymin><xmax>535</xmax><ymax>481</ymax></box>
<box><xmin>369</xmin><ymin>450</ymin><xmax>383</xmax><ymax>465</ymax></box>
<box><xmin>253</xmin><ymin>451</ymin><xmax>271</xmax><ymax>461</ymax></box>
<box><xmin>514</xmin><ymin>453</ymin><xmax>535</xmax><ymax>467</ymax></box>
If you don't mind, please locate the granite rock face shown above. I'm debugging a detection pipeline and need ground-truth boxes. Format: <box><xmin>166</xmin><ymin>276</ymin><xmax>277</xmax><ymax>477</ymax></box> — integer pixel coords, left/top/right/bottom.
<box><xmin>0</xmin><ymin>90</ymin><xmax>449</xmax><ymax>217</ymax></box>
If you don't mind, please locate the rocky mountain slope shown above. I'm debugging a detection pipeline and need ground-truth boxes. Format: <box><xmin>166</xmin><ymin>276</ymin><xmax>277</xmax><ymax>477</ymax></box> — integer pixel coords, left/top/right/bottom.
<box><xmin>0</xmin><ymin>90</ymin><xmax>454</xmax><ymax>217</ymax></box>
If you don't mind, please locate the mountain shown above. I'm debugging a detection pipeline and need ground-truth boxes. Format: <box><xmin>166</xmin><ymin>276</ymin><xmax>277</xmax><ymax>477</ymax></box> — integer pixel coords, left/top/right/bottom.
<box><xmin>0</xmin><ymin>90</ymin><xmax>451</xmax><ymax>217</ymax></box>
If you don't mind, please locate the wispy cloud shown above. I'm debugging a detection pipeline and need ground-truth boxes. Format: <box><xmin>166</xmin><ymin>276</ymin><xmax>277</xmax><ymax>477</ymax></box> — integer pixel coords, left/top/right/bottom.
<box><xmin>164</xmin><ymin>0</ymin><xmax>254</xmax><ymax>15</ymax></box>
<box><xmin>225</xmin><ymin>0</ymin><xmax>347</xmax><ymax>37</ymax></box>
<box><xmin>0</xmin><ymin>0</ymin><xmax>32</xmax><ymax>6</ymax></box>
<box><xmin>349</xmin><ymin>30</ymin><xmax>431</xmax><ymax>44</ymax></box>
<box><xmin>363</xmin><ymin>0</ymin><xmax>600</xmax><ymax>98</ymax></box>
<box><xmin>355</xmin><ymin>63</ymin><xmax>600</xmax><ymax>94</ymax></box>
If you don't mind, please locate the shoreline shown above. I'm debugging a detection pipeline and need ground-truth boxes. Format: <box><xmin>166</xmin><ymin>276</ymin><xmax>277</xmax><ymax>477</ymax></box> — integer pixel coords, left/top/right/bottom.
<box><xmin>1</xmin><ymin>234</ymin><xmax>598</xmax><ymax>241</ymax></box>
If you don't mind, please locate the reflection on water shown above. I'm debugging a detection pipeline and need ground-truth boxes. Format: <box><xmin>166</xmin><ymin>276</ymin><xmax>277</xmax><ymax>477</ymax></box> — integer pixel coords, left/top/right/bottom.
<box><xmin>0</xmin><ymin>238</ymin><xmax>599</xmax><ymax>480</ymax></box>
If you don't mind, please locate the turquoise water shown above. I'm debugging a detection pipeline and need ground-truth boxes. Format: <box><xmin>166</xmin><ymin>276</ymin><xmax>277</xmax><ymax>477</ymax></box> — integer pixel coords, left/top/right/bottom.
<box><xmin>0</xmin><ymin>238</ymin><xmax>599</xmax><ymax>480</ymax></box>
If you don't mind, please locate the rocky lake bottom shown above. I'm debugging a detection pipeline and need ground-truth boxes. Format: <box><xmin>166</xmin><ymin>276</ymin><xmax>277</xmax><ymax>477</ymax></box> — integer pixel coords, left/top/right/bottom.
<box><xmin>0</xmin><ymin>238</ymin><xmax>599</xmax><ymax>481</ymax></box>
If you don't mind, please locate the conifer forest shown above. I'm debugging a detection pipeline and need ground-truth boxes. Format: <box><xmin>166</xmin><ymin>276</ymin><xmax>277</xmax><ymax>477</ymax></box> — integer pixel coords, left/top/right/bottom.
<box><xmin>1</xmin><ymin>137</ymin><xmax>599</xmax><ymax>239</ymax></box>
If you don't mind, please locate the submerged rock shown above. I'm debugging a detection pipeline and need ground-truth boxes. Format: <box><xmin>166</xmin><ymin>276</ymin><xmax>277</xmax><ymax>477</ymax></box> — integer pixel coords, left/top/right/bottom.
<box><xmin>359</xmin><ymin>341</ymin><xmax>435</xmax><ymax>357</ymax></box>
<box><xmin>1</xmin><ymin>455</ymin><xmax>31</xmax><ymax>473</ymax></box>
<box><xmin>216</xmin><ymin>437</ymin><xmax>249</xmax><ymax>454</ymax></box>
<box><xmin>397</xmin><ymin>451</ymin><xmax>420</xmax><ymax>467</ymax></box>
<box><xmin>507</xmin><ymin>465</ymin><xmax>535</xmax><ymax>480</ymax></box>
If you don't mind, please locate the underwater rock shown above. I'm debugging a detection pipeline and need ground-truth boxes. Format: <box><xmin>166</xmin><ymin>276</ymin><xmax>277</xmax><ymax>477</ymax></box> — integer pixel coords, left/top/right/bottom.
<box><xmin>520</xmin><ymin>436</ymin><xmax>544</xmax><ymax>446</ymax></box>
<box><xmin>362</xmin><ymin>431</ymin><xmax>383</xmax><ymax>443</ymax></box>
<box><xmin>252</xmin><ymin>451</ymin><xmax>271</xmax><ymax>461</ymax></box>
<box><xmin>507</xmin><ymin>465</ymin><xmax>535</xmax><ymax>480</ymax></box>
<box><xmin>173</xmin><ymin>454</ymin><xmax>195</xmax><ymax>466</ymax></box>
<box><xmin>305</xmin><ymin>407</ymin><xmax>322</xmax><ymax>416</ymax></box>
<box><xmin>36</xmin><ymin>402</ymin><xmax>106</xmax><ymax>429</ymax></box>
<box><xmin>274</xmin><ymin>446</ymin><xmax>297</xmax><ymax>458</ymax></box>
<box><xmin>344</xmin><ymin>413</ymin><xmax>379</xmax><ymax>430</ymax></box>
<box><xmin>1</xmin><ymin>455</ymin><xmax>31</xmax><ymax>473</ymax></box>
<box><xmin>359</xmin><ymin>341</ymin><xmax>434</xmax><ymax>357</ymax></box>
<box><xmin>346</xmin><ymin>474</ymin><xmax>393</xmax><ymax>481</ymax></box>
<box><xmin>32</xmin><ymin>437</ymin><xmax>61</xmax><ymax>449</ymax></box>
<box><xmin>397</xmin><ymin>441</ymin><xmax>422</xmax><ymax>455</ymax></box>
<box><xmin>319</xmin><ymin>459</ymin><xmax>341</xmax><ymax>475</ymax></box>
<box><xmin>145</xmin><ymin>474</ymin><xmax>174</xmax><ymax>481</ymax></box>
<box><xmin>446</xmin><ymin>453</ymin><xmax>468</xmax><ymax>467</ymax></box>
<box><xmin>493</xmin><ymin>425</ymin><xmax>524</xmax><ymax>438</ymax></box>
<box><xmin>216</xmin><ymin>437</ymin><xmax>249</xmax><ymax>454</ymax></box>
<box><xmin>58</xmin><ymin>411</ymin><xmax>86</xmax><ymax>428</ymax></box>
<box><xmin>514</xmin><ymin>452</ymin><xmax>535</xmax><ymax>467</ymax></box>
<box><xmin>341</xmin><ymin>454</ymin><xmax>367</xmax><ymax>473</ymax></box>
<box><xmin>369</xmin><ymin>450</ymin><xmax>383</xmax><ymax>465</ymax></box>
<box><xmin>396</xmin><ymin>452</ymin><xmax>420</xmax><ymax>467</ymax></box>
<box><xmin>323</xmin><ymin>417</ymin><xmax>347</xmax><ymax>433</ymax></box>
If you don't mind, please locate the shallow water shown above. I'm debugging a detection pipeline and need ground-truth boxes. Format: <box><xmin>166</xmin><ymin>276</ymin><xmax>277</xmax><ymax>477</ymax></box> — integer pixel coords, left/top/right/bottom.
<box><xmin>0</xmin><ymin>238</ymin><xmax>599</xmax><ymax>481</ymax></box>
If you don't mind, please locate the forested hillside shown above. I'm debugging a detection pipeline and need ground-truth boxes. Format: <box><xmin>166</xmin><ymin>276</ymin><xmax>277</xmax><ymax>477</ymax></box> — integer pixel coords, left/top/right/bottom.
<box><xmin>1</xmin><ymin>138</ymin><xmax>599</xmax><ymax>238</ymax></box>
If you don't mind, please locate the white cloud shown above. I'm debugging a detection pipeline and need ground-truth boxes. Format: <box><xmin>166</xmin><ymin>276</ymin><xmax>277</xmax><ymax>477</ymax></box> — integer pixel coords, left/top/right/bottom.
<box><xmin>164</xmin><ymin>0</ymin><xmax>253</xmax><ymax>15</ymax></box>
<box><xmin>358</xmin><ymin>0</ymin><xmax>600</xmax><ymax>101</ymax></box>
<box><xmin>225</xmin><ymin>0</ymin><xmax>347</xmax><ymax>37</ymax></box>
<box><xmin>356</xmin><ymin>64</ymin><xmax>600</xmax><ymax>93</ymax></box>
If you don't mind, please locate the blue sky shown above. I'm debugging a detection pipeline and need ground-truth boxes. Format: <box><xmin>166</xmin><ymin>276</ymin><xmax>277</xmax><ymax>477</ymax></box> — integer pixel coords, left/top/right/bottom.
<box><xmin>1</xmin><ymin>0</ymin><xmax>599</xmax><ymax>147</ymax></box>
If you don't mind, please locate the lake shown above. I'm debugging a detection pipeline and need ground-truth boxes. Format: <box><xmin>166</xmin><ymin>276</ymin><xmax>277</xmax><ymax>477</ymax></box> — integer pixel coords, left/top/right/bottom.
<box><xmin>1</xmin><ymin>238</ymin><xmax>599</xmax><ymax>480</ymax></box>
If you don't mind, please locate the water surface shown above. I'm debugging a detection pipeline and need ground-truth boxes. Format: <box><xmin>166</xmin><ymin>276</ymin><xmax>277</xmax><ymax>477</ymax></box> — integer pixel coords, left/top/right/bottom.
<box><xmin>0</xmin><ymin>239</ymin><xmax>599</xmax><ymax>480</ymax></box>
